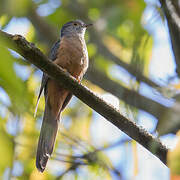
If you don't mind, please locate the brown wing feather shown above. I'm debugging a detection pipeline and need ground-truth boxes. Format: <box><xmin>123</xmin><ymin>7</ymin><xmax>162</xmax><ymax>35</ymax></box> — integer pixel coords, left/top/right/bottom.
<box><xmin>34</xmin><ymin>40</ymin><xmax>60</xmax><ymax>117</ymax></box>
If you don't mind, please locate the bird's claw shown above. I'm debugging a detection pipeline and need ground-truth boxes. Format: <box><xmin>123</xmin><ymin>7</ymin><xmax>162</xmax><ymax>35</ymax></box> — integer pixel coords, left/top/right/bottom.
<box><xmin>77</xmin><ymin>77</ymin><xmax>81</xmax><ymax>83</ymax></box>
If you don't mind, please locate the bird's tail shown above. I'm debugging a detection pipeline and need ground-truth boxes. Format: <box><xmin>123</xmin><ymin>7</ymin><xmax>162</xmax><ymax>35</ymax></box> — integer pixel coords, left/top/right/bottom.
<box><xmin>36</xmin><ymin>100</ymin><xmax>60</xmax><ymax>172</ymax></box>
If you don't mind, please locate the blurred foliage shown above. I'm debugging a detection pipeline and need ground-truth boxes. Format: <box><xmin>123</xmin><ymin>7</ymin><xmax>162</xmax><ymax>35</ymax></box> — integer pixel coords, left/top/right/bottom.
<box><xmin>168</xmin><ymin>131</ymin><xmax>180</xmax><ymax>178</ymax></box>
<box><xmin>0</xmin><ymin>117</ymin><xmax>14</xmax><ymax>176</ymax></box>
<box><xmin>0</xmin><ymin>0</ymin><xmax>178</xmax><ymax>179</ymax></box>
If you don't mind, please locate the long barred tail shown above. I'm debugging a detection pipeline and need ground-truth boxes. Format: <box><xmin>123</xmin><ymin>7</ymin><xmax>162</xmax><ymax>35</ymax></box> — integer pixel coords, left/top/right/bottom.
<box><xmin>36</xmin><ymin>79</ymin><xmax>71</xmax><ymax>172</ymax></box>
<box><xmin>36</xmin><ymin>100</ymin><xmax>59</xmax><ymax>172</ymax></box>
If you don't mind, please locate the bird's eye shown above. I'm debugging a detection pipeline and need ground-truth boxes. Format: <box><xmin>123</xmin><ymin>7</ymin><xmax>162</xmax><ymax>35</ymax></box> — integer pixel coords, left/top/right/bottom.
<box><xmin>74</xmin><ymin>23</ymin><xmax>78</xmax><ymax>26</ymax></box>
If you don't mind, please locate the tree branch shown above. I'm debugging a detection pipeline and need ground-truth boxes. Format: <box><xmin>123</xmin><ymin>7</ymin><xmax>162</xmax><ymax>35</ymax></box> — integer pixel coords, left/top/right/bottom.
<box><xmin>86</xmin><ymin>67</ymin><xmax>167</xmax><ymax>119</ymax></box>
<box><xmin>159</xmin><ymin>0</ymin><xmax>180</xmax><ymax>76</ymax></box>
<box><xmin>0</xmin><ymin>30</ymin><xmax>168</xmax><ymax>165</ymax></box>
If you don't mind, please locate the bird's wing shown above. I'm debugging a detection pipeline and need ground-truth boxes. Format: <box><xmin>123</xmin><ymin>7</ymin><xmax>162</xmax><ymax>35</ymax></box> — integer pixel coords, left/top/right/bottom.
<box><xmin>34</xmin><ymin>40</ymin><xmax>61</xmax><ymax>117</ymax></box>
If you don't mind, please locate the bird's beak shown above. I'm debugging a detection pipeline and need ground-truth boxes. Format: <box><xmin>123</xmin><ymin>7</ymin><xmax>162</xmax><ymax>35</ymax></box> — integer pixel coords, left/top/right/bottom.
<box><xmin>83</xmin><ymin>23</ymin><xmax>93</xmax><ymax>28</ymax></box>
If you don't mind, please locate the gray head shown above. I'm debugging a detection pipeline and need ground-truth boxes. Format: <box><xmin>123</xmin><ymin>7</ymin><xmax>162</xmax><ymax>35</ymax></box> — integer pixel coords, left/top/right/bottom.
<box><xmin>60</xmin><ymin>20</ymin><xmax>92</xmax><ymax>37</ymax></box>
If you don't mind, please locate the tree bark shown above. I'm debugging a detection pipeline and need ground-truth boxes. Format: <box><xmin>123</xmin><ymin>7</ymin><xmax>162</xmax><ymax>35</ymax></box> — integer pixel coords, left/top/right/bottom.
<box><xmin>159</xmin><ymin>0</ymin><xmax>180</xmax><ymax>76</ymax></box>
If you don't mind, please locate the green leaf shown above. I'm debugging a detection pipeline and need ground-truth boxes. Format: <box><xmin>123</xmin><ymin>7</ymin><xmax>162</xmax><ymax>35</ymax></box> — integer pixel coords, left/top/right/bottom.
<box><xmin>0</xmin><ymin>44</ymin><xmax>32</xmax><ymax>114</ymax></box>
<box><xmin>0</xmin><ymin>118</ymin><xmax>14</xmax><ymax>177</ymax></box>
<box><xmin>0</xmin><ymin>15</ymin><xmax>12</xmax><ymax>29</ymax></box>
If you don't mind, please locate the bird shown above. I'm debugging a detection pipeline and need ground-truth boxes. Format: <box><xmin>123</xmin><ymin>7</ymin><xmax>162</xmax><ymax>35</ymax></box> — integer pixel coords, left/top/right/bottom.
<box><xmin>35</xmin><ymin>20</ymin><xmax>92</xmax><ymax>172</ymax></box>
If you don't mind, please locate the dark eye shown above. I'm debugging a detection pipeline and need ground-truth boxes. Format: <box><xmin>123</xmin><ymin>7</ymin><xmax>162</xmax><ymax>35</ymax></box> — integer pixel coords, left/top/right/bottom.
<box><xmin>74</xmin><ymin>23</ymin><xmax>78</xmax><ymax>26</ymax></box>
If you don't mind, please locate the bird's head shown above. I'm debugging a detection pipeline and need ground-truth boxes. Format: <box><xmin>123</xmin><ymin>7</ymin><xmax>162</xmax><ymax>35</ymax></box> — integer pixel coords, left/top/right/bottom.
<box><xmin>60</xmin><ymin>20</ymin><xmax>92</xmax><ymax>37</ymax></box>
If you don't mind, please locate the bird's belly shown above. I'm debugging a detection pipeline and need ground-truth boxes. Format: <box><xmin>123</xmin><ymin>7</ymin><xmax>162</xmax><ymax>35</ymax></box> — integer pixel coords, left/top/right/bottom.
<box><xmin>55</xmin><ymin>37</ymin><xmax>88</xmax><ymax>79</ymax></box>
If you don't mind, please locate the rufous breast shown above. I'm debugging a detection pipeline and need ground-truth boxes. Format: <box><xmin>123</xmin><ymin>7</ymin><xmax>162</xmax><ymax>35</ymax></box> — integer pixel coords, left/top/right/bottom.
<box><xmin>55</xmin><ymin>35</ymin><xmax>88</xmax><ymax>79</ymax></box>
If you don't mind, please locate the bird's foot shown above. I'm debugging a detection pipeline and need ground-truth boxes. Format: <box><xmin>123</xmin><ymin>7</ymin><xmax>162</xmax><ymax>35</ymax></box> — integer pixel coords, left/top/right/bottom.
<box><xmin>62</xmin><ymin>68</ymin><xmax>68</xmax><ymax>73</ymax></box>
<box><xmin>77</xmin><ymin>76</ymin><xmax>81</xmax><ymax>83</ymax></box>
<box><xmin>62</xmin><ymin>68</ymin><xmax>71</xmax><ymax>76</ymax></box>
